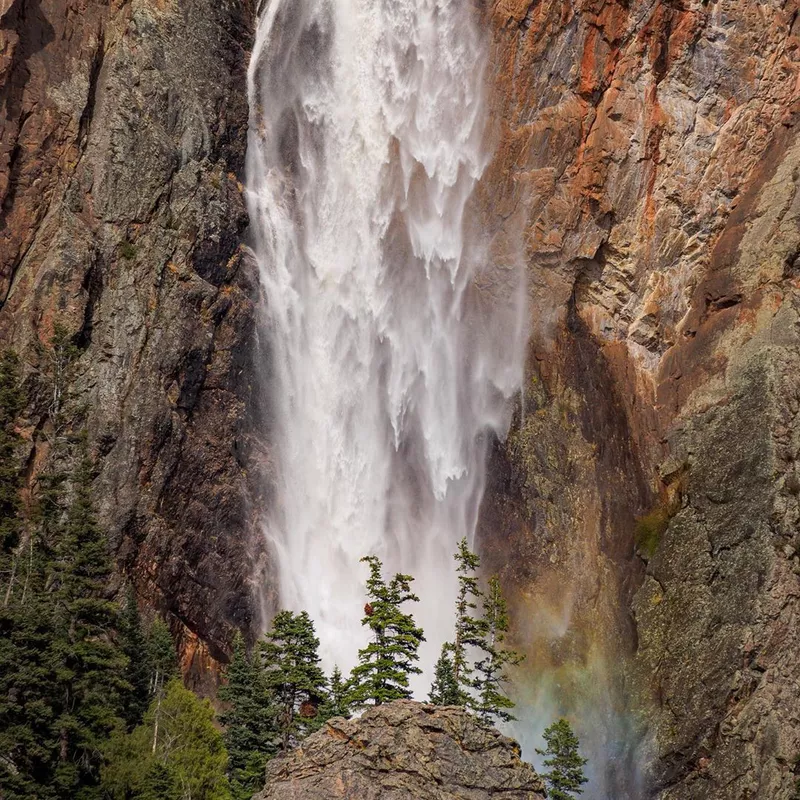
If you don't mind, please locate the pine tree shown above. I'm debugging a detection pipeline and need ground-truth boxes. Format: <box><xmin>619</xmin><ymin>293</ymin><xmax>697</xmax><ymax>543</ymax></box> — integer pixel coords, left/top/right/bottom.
<box><xmin>148</xmin><ymin>616</ymin><xmax>178</xmax><ymax>694</ymax></box>
<box><xmin>347</xmin><ymin>556</ymin><xmax>425</xmax><ymax>708</ymax></box>
<box><xmin>220</xmin><ymin>631</ymin><xmax>276</xmax><ymax>800</ymax></box>
<box><xmin>0</xmin><ymin>347</ymin><xmax>61</xmax><ymax>798</ymax></box>
<box><xmin>450</xmin><ymin>538</ymin><xmax>486</xmax><ymax>703</ymax></box>
<box><xmin>536</xmin><ymin>718</ymin><xmax>589</xmax><ymax>800</ymax></box>
<box><xmin>473</xmin><ymin>576</ymin><xmax>523</xmax><ymax>724</ymax></box>
<box><xmin>259</xmin><ymin>610</ymin><xmax>328</xmax><ymax>750</ymax></box>
<box><xmin>428</xmin><ymin>643</ymin><xmax>460</xmax><ymax>705</ymax></box>
<box><xmin>0</xmin><ymin>552</ymin><xmax>60</xmax><ymax>799</ymax></box>
<box><xmin>0</xmin><ymin>349</ymin><xmax>24</xmax><ymax>580</ymax></box>
<box><xmin>103</xmin><ymin>678</ymin><xmax>231</xmax><ymax>800</ymax></box>
<box><xmin>119</xmin><ymin>585</ymin><xmax>152</xmax><ymax>729</ymax></box>
<box><xmin>49</xmin><ymin>436</ymin><xmax>129</xmax><ymax>797</ymax></box>
<box><xmin>146</xmin><ymin>615</ymin><xmax>179</xmax><ymax>763</ymax></box>
<box><xmin>322</xmin><ymin>665</ymin><xmax>351</xmax><ymax>719</ymax></box>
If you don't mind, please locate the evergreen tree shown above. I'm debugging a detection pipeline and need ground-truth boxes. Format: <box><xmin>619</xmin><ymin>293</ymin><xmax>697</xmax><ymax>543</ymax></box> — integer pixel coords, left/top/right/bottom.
<box><xmin>219</xmin><ymin>631</ymin><xmax>276</xmax><ymax>800</ymax></box>
<box><xmin>450</xmin><ymin>538</ymin><xmax>486</xmax><ymax>702</ymax></box>
<box><xmin>0</xmin><ymin>556</ymin><xmax>60</xmax><ymax>799</ymax></box>
<box><xmin>138</xmin><ymin>761</ymin><xmax>176</xmax><ymax>800</ymax></box>
<box><xmin>103</xmin><ymin>678</ymin><xmax>231</xmax><ymax>800</ymax></box>
<box><xmin>428</xmin><ymin>643</ymin><xmax>460</xmax><ymax>706</ymax></box>
<box><xmin>473</xmin><ymin>576</ymin><xmax>523</xmax><ymax>724</ymax></box>
<box><xmin>145</xmin><ymin>616</ymin><xmax>179</xmax><ymax>765</ymax></box>
<box><xmin>148</xmin><ymin>616</ymin><xmax>178</xmax><ymax>695</ymax></box>
<box><xmin>49</xmin><ymin>436</ymin><xmax>129</xmax><ymax>797</ymax></box>
<box><xmin>0</xmin><ymin>348</ymin><xmax>61</xmax><ymax>798</ymax></box>
<box><xmin>536</xmin><ymin>718</ymin><xmax>589</xmax><ymax>800</ymax></box>
<box><xmin>347</xmin><ymin>556</ymin><xmax>425</xmax><ymax>708</ymax></box>
<box><xmin>259</xmin><ymin>610</ymin><xmax>328</xmax><ymax>750</ymax></box>
<box><xmin>0</xmin><ymin>349</ymin><xmax>24</xmax><ymax>578</ymax></box>
<box><xmin>119</xmin><ymin>585</ymin><xmax>152</xmax><ymax>729</ymax></box>
<box><xmin>321</xmin><ymin>665</ymin><xmax>351</xmax><ymax>720</ymax></box>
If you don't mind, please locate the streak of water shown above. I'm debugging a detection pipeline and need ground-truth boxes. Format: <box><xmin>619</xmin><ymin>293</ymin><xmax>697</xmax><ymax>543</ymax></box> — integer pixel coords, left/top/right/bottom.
<box><xmin>246</xmin><ymin>0</ymin><xmax>527</xmax><ymax>684</ymax></box>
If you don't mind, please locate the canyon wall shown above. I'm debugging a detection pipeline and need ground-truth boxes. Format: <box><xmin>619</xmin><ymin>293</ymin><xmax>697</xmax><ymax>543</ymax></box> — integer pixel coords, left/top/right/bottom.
<box><xmin>0</xmin><ymin>0</ymin><xmax>268</xmax><ymax>684</ymax></box>
<box><xmin>2</xmin><ymin>0</ymin><xmax>800</xmax><ymax>797</ymax></box>
<box><xmin>481</xmin><ymin>0</ymin><xmax>800</xmax><ymax>797</ymax></box>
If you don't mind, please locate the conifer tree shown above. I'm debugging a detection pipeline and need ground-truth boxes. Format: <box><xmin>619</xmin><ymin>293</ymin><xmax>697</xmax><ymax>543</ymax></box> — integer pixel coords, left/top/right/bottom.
<box><xmin>323</xmin><ymin>665</ymin><xmax>351</xmax><ymax>719</ymax></box>
<box><xmin>148</xmin><ymin>616</ymin><xmax>178</xmax><ymax>694</ymax></box>
<box><xmin>347</xmin><ymin>556</ymin><xmax>425</xmax><ymax>708</ymax></box>
<box><xmin>473</xmin><ymin>576</ymin><xmax>523</xmax><ymax>724</ymax></box>
<box><xmin>0</xmin><ymin>350</ymin><xmax>24</xmax><ymax>575</ymax></box>
<box><xmin>220</xmin><ymin>631</ymin><xmax>276</xmax><ymax>800</ymax></box>
<box><xmin>49</xmin><ymin>436</ymin><xmax>129</xmax><ymax>796</ymax></box>
<box><xmin>0</xmin><ymin>556</ymin><xmax>60</xmax><ymax>799</ymax></box>
<box><xmin>536</xmin><ymin>718</ymin><xmax>589</xmax><ymax>800</ymax></box>
<box><xmin>259</xmin><ymin>610</ymin><xmax>328</xmax><ymax>750</ymax></box>
<box><xmin>0</xmin><ymin>347</ymin><xmax>61</xmax><ymax>797</ymax></box>
<box><xmin>428</xmin><ymin>643</ymin><xmax>461</xmax><ymax>706</ymax></box>
<box><xmin>119</xmin><ymin>585</ymin><xmax>152</xmax><ymax>729</ymax></box>
<box><xmin>146</xmin><ymin>615</ymin><xmax>179</xmax><ymax>761</ymax></box>
<box><xmin>450</xmin><ymin>538</ymin><xmax>486</xmax><ymax>702</ymax></box>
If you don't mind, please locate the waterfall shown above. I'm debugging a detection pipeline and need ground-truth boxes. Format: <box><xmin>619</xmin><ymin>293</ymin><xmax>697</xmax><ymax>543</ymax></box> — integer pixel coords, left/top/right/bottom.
<box><xmin>246</xmin><ymin>0</ymin><xmax>527</xmax><ymax>685</ymax></box>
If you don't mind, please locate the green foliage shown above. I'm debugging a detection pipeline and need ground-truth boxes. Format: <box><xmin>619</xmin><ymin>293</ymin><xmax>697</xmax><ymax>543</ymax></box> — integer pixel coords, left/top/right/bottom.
<box><xmin>48</xmin><ymin>436</ymin><xmax>129</xmax><ymax>797</ymax></box>
<box><xmin>320</xmin><ymin>665</ymin><xmax>351</xmax><ymax>720</ymax></box>
<box><xmin>473</xmin><ymin>576</ymin><xmax>523</xmax><ymax>724</ymax></box>
<box><xmin>347</xmin><ymin>556</ymin><xmax>425</xmax><ymax>708</ymax></box>
<box><xmin>219</xmin><ymin>631</ymin><xmax>276</xmax><ymax>800</ymax></box>
<box><xmin>0</xmin><ymin>424</ymin><xmax>129</xmax><ymax>798</ymax></box>
<box><xmin>451</xmin><ymin>538</ymin><xmax>487</xmax><ymax>702</ymax></box>
<box><xmin>634</xmin><ymin>504</ymin><xmax>672</xmax><ymax>560</ymax></box>
<box><xmin>119</xmin><ymin>586</ymin><xmax>152</xmax><ymax>729</ymax></box>
<box><xmin>0</xmin><ymin>556</ymin><xmax>60</xmax><ymax>799</ymax></box>
<box><xmin>119</xmin><ymin>241</ymin><xmax>137</xmax><ymax>261</ymax></box>
<box><xmin>148</xmin><ymin>616</ymin><xmax>179</xmax><ymax>694</ymax></box>
<box><xmin>0</xmin><ymin>349</ymin><xmax>24</xmax><ymax>563</ymax></box>
<box><xmin>536</xmin><ymin>718</ymin><xmax>589</xmax><ymax>800</ymax></box>
<box><xmin>103</xmin><ymin>678</ymin><xmax>231</xmax><ymax>800</ymax></box>
<box><xmin>259</xmin><ymin>610</ymin><xmax>328</xmax><ymax>750</ymax></box>
<box><xmin>428</xmin><ymin>643</ymin><xmax>460</xmax><ymax>706</ymax></box>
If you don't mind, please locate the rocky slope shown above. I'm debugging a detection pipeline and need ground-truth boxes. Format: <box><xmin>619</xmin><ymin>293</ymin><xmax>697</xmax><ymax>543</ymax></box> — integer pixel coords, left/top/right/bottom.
<box><xmin>0</xmin><ymin>0</ymin><xmax>269</xmax><ymax>684</ymax></box>
<box><xmin>479</xmin><ymin>0</ymin><xmax>800</xmax><ymax>797</ymax></box>
<box><xmin>253</xmin><ymin>701</ymin><xmax>546</xmax><ymax>800</ymax></box>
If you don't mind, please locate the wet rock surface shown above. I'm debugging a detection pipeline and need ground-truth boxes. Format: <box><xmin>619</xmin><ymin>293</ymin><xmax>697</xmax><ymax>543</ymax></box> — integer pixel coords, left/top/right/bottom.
<box><xmin>482</xmin><ymin>0</ymin><xmax>800</xmax><ymax>796</ymax></box>
<box><xmin>253</xmin><ymin>701</ymin><xmax>546</xmax><ymax>800</ymax></box>
<box><xmin>0</xmin><ymin>0</ymin><xmax>268</xmax><ymax>682</ymax></box>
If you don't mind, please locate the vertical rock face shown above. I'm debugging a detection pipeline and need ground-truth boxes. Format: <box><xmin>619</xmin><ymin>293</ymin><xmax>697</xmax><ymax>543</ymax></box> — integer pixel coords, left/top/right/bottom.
<box><xmin>481</xmin><ymin>0</ymin><xmax>800</xmax><ymax>797</ymax></box>
<box><xmin>3</xmin><ymin>0</ymin><xmax>800</xmax><ymax>795</ymax></box>
<box><xmin>0</xmin><ymin>0</ymin><xmax>268</xmax><ymax>679</ymax></box>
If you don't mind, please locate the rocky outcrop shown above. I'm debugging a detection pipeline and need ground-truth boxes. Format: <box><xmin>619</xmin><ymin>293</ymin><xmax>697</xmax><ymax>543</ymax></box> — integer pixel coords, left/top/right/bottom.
<box><xmin>481</xmin><ymin>0</ymin><xmax>800</xmax><ymax>797</ymax></box>
<box><xmin>253</xmin><ymin>701</ymin><xmax>546</xmax><ymax>800</ymax></box>
<box><xmin>0</xmin><ymin>0</ymin><xmax>269</xmax><ymax>683</ymax></box>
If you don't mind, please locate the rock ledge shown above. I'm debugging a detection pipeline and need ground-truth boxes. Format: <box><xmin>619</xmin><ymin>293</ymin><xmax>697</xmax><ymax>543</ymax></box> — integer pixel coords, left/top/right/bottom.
<box><xmin>254</xmin><ymin>700</ymin><xmax>545</xmax><ymax>799</ymax></box>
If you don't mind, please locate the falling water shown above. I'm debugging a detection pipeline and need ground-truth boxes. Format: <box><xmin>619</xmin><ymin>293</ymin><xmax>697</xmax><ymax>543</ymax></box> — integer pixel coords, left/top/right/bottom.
<box><xmin>246</xmin><ymin>0</ymin><xmax>527</xmax><ymax>684</ymax></box>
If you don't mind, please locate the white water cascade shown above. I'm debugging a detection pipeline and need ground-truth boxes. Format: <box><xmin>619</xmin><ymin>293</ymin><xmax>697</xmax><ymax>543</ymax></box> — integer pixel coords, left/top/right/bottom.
<box><xmin>246</xmin><ymin>0</ymin><xmax>528</xmax><ymax>685</ymax></box>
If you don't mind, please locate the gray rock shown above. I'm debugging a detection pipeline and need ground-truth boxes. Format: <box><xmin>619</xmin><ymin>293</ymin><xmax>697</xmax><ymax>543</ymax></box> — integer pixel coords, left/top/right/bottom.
<box><xmin>253</xmin><ymin>701</ymin><xmax>546</xmax><ymax>800</ymax></box>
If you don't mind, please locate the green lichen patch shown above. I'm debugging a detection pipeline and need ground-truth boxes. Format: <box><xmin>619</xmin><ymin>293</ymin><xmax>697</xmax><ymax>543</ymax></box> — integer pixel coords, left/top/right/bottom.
<box><xmin>635</xmin><ymin>504</ymin><xmax>676</xmax><ymax>560</ymax></box>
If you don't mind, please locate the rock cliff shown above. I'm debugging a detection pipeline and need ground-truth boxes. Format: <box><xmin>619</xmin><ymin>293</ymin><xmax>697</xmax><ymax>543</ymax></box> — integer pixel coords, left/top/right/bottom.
<box><xmin>480</xmin><ymin>0</ymin><xmax>800</xmax><ymax>797</ymax></box>
<box><xmin>2</xmin><ymin>0</ymin><xmax>799</xmax><ymax>797</ymax></box>
<box><xmin>0</xmin><ymin>0</ymin><xmax>269</xmax><ymax>684</ymax></box>
<box><xmin>253</xmin><ymin>701</ymin><xmax>546</xmax><ymax>800</ymax></box>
